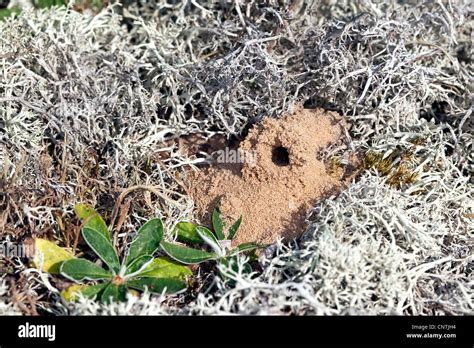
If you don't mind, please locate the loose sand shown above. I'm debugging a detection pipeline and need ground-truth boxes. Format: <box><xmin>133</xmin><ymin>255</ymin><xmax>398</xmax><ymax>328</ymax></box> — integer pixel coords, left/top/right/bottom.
<box><xmin>188</xmin><ymin>106</ymin><xmax>347</xmax><ymax>245</ymax></box>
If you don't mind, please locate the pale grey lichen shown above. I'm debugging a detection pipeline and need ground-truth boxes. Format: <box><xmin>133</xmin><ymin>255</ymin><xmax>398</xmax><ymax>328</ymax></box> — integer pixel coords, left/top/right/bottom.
<box><xmin>0</xmin><ymin>277</ymin><xmax>21</xmax><ymax>315</ymax></box>
<box><xmin>0</xmin><ymin>0</ymin><xmax>472</xmax><ymax>315</ymax></box>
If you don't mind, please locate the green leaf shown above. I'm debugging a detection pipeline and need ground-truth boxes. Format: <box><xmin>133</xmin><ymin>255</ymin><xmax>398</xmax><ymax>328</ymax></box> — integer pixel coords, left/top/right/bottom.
<box><xmin>212</xmin><ymin>205</ymin><xmax>225</xmax><ymax>240</ymax></box>
<box><xmin>60</xmin><ymin>259</ymin><xmax>113</xmax><ymax>282</ymax></box>
<box><xmin>229</xmin><ymin>242</ymin><xmax>262</xmax><ymax>256</ymax></box>
<box><xmin>160</xmin><ymin>241</ymin><xmax>218</xmax><ymax>265</ymax></box>
<box><xmin>61</xmin><ymin>283</ymin><xmax>107</xmax><ymax>302</ymax></box>
<box><xmin>125</xmin><ymin>218</ymin><xmax>163</xmax><ymax>266</ymax></box>
<box><xmin>173</xmin><ymin>222</ymin><xmax>202</xmax><ymax>244</ymax></box>
<box><xmin>127</xmin><ymin>277</ymin><xmax>186</xmax><ymax>294</ymax></box>
<box><xmin>124</xmin><ymin>254</ymin><xmax>153</xmax><ymax>276</ymax></box>
<box><xmin>101</xmin><ymin>282</ymin><xmax>127</xmax><ymax>304</ymax></box>
<box><xmin>196</xmin><ymin>226</ymin><xmax>224</xmax><ymax>256</ymax></box>
<box><xmin>32</xmin><ymin>238</ymin><xmax>75</xmax><ymax>274</ymax></box>
<box><xmin>227</xmin><ymin>216</ymin><xmax>242</xmax><ymax>240</ymax></box>
<box><xmin>137</xmin><ymin>257</ymin><xmax>192</xmax><ymax>280</ymax></box>
<box><xmin>75</xmin><ymin>203</ymin><xmax>110</xmax><ymax>241</ymax></box>
<box><xmin>82</xmin><ymin>227</ymin><xmax>120</xmax><ymax>273</ymax></box>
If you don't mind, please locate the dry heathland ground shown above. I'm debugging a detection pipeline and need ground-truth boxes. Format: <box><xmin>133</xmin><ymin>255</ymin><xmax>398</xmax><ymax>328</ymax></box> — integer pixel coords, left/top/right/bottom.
<box><xmin>0</xmin><ymin>0</ymin><xmax>473</xmax><ymax>315</ymax></box>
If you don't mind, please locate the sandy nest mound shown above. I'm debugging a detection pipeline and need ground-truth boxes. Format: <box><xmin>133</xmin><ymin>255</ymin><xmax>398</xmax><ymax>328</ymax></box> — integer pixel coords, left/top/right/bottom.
<box><xmin>189</xmin><ymin>107</ymin><xmax>349</xmax><ymax>245</ymax></box>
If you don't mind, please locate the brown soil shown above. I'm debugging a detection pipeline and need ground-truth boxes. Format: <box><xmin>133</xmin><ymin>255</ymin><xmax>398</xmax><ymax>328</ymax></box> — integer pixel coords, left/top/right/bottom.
<box><xmin>187</xmin><ymin>106</ymin><xmax>348</xmax><ymax>246</ymax></box>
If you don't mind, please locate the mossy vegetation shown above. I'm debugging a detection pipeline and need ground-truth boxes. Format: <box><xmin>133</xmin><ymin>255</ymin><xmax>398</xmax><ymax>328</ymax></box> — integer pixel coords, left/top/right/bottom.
<box><xmin>363</xmin><ymin>146</ymin><xmax>420</xmax><ymax>189</ymax></box>
<box><xmin>326</xmin><ymin>156</ymin><xmax>343</xmax><ymax>177</ymax></box>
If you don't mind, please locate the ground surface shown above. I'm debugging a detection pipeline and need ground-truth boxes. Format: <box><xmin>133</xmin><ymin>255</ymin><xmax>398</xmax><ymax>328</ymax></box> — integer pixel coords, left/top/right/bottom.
<box><xmin>0</xmin><ymin>0</ymin><xmax>473</xmax><ymax>315</ymax></box>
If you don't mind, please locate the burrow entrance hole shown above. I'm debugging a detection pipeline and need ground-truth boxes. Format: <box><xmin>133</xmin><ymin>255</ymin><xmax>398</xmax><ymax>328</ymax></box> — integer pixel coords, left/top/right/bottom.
<box><xmin>272</xmin><ymin>146</ymin><xmax>290</xmax><ymax>166</ymax></box>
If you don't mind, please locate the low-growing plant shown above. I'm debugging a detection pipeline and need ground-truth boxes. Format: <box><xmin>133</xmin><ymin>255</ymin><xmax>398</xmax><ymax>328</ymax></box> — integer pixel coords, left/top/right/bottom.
<box><xmin>363</xmin><ymin>150</ymin><xmax>419</xmax><ymax>188</ymax></box>
<box><xmin>33</xmin><ymin>204</ymin><xmax>191</xmax><ymax>303</ymax></box>
<box><xmin>167</xmin><ymin>204</ymin><xmax>263</xmax><ymax>270</ymax></box>
<box><xmin>32</xmin><ymin>203</ymin><xmax>262</xmax><ymax>303</ymax></box>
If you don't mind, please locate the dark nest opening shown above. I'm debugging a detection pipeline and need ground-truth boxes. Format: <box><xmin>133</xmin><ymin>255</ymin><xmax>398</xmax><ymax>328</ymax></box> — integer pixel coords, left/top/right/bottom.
<box><xmin>272</xmin><ymin>146</ymin><xmax>290</xmax><ymax>166</ymax></box>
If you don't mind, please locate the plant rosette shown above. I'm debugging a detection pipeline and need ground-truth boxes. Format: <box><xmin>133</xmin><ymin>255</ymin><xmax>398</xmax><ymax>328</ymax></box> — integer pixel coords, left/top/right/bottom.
<box><xmin>32</xmin><ymin>203</ymin><xmax>263</xmax><ymax>303</ymax></box>
<box><xmin>33</xmin><ymin>204</ymin><xmax>191</xmax><ymax>303</ymax></box>
<box><xmin>166</xmin><ymin>204</ymin><xmax>265</xmax><ymax>275</ymax></box>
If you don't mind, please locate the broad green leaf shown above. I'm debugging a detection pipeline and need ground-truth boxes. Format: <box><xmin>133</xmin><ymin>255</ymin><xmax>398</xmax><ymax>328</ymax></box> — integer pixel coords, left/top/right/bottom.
<box><xmin>61</xmin><ymin>258</ymin><xmax>112</xmax><ymax>282</ymax></box>
<box><xmin>61</xmin><ymin>283</ymin><xmax>107</xmax><ymax>302</ymax></box>
<box><xmin>229</xmin><ymin>242</ymin><xmax>262</xmax><ymax>256</ymax></box>
<box><xmin>101</xmin><ymin>282</ymin><xmax>127</xmax><ymax>304</ymax></box>
<box><xmin>124</xmin><ymin>254</ymin><xmax>153</xmax><ymax>276</ymax></box>
<box><xmin>160</xmin><ymin>241</ymin><xmax>218</xmax><ymax>265</ymax></box>
<box><xmin>227</xmin><ymin>216</ymin><xmax>242</xmax><ymax>240</ymax></box>
<box><xmin>125</xmin><ymin>218</ymin><xmax>163</xmax><ymax>266</ymax></box>
<box><xmin>196</xmin><ymin>226</ymin><xmax>224</xmax><ymax>256</ymax></box>
<box><xmin>212</xmin><ymin>205</ymin><xmax>225</xmax><ymax>240</ymax></box>
<box><xmin>137</xmin><ymin>257</ymin><xmax>192</xmax><ymax>280</ymax></box>
<box><xmin>127</xmin><ymin>277</ymin><xmax>186</xmax><ymax>294</ymax></box>
<box><xmin>75</xmin><ymin>203</ymin><xmax>109</xmax><ymax>240</ymax></box>
<box><xmin>82</xmin><ymin>227</ymin><xmax>120</xmax><ymax>273</ymax></box>
<box><xmin>173</xmin><ymin>222</ymin><xmax>202</xmax><ymax>244</ymax></box>
<box><xmin>32</xmin><ymin>238</ymin><xmax>74</xmax><ymax>274</ymax></box>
